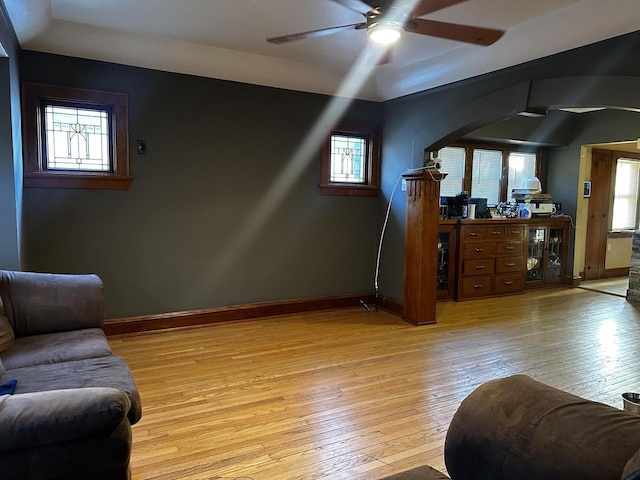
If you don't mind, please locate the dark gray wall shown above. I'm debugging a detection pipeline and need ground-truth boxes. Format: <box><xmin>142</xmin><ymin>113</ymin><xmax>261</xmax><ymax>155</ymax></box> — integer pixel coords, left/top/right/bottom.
<box><xmin>0</xmin><ymin>4</ymin><xmax>22</xmax><ymax>270</ymax></box>
<box><xmin>378</xmin><ymin>31</ymin><xmax>640</xmax><ymax>303</ymax></box>
<box><xmin>464</xmin><ymin>111</ymin><xmax>576</xmax><ymax>147</ymax></box>
<box><xmin>20</xmin><ymin>52</ymin><xmax>383</xmax><ymax>318</ymax></box>
<box><xmin>547</xmin><ymin>109</ymin><xmax>640</xmax><ymax>221</ymax></box>
<box><xmin>14</xmin><ymin>29</ymin><xmax>640</xmax><ymax>316</ymax></box>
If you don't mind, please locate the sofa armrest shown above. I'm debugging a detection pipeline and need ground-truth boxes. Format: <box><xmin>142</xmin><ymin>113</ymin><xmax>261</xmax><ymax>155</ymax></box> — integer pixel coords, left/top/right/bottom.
<box><xmin>0</xmin><ymin>387</ymin><xmax>131</xmax><ymax>450</ymax></box>
<box><xmin>0</xmin><ymin>270</ymin><xmax>104</xmax><ymax>336</ymax></box>
<box><xmin>445</xmin><ymin>375</ymin><xmax>640</xmax><ymax>480</ymax></box>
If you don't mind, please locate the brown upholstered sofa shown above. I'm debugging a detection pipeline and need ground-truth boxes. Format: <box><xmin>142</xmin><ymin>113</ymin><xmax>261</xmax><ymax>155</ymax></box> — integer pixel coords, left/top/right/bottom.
<box><xmin>0</xmin><ymin>270</ymin><xmax>141</xmax><ymax>480</ymax></box>
<box><xmin>383</xmin><ymin>375</ymin><xmax>640</xmax><ymax>480</ymax></box>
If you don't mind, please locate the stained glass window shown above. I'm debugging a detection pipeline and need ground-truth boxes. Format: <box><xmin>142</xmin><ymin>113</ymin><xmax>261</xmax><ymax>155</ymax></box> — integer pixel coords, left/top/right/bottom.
<box><xmin>22</xmin><ymin>82</ymin><xmax>131</xmax><ymax>189</ymax></box>
<box><xmin>43</xmin><ymin>104</ymin><xmax>112</xmax><ymax>172</ymax></box>
<box><xmin>320</xmin><ymin>120</ymin><xmax>380</xmax><ymax>196</ymax></box>
<box><xmin>329</xmin><ymin>134</ymin><xmax>367</xmax><ymax>184</ymax></box>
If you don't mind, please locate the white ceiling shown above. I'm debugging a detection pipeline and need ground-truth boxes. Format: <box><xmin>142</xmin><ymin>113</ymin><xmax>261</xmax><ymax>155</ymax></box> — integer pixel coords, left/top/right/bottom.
<box><xmin>4</xmin><ymin>0</ymin><xmax>640</xmax><ymax>101</ymax></box>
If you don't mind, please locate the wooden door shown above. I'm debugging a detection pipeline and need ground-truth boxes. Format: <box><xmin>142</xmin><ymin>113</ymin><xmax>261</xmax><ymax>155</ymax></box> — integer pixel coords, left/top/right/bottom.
<box><xmin>584</xmin><ymin>149</ymin><xmax>613</xmax><ymax>280</ymax></box>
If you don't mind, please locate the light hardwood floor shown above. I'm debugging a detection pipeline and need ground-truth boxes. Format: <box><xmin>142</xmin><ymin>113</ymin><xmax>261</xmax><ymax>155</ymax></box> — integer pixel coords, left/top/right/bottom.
<box><xmin>109</xmin><ymin>287</ymin><xmax>640</xmax><ymax>480</ymax></box>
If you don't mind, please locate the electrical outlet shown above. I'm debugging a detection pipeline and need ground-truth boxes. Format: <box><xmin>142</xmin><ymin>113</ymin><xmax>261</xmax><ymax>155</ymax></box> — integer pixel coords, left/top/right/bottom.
<box><xmin>401</xmin><ymin>179</ymin><xmax>407</xmax><ymax>191</ymax></box>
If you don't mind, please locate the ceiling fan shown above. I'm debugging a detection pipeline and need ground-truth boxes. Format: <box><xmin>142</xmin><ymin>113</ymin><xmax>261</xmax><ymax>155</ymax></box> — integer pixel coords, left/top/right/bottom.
<box><xmin>267</xmin><ymin>0</ymin><xmax>505</xmax><ymax>48</ymax></box>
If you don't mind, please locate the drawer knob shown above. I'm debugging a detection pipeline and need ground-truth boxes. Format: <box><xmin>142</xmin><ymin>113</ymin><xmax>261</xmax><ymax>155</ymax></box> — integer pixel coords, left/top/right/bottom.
<box><xmin>474</xmin><ymin>248</ymin><xmax>484</xmax><ymax>253</ymax></box>
<box><xmin>475</xmin><ymin>265</ymin><xmax>485</xmax><ymax>270</ymax></box>
<box><xmin>491</xmin><ymin>231</ymin><xmax>501</xmax><ymax>235</ymax></box>
<box><xmin>510</xmin><ymin>230</ymin><xmax>520</xmax><ymax>234</ymax></box>
<box><xmin>470</xmin><ymin>232</ymin><xmax>480</xmax><ymax>237</ymax></box>
<box><xmin>504</xmin><ymin>281</ymin><xmax>514</xmax><ymax>286</ymax></box>
<box><xmin>473</xmin><ymin>284</ymin><xmax>483</xmax><ymax>289</ymax></box>
<box><xmin>505</xmin><ymin>246</ymin><xmax>515</xmax><ymax>250</ymax></box>
<box><xmin>506</xmin><ymin>262</ymin><xmax>516</xmax><ymax>267</ymax></box>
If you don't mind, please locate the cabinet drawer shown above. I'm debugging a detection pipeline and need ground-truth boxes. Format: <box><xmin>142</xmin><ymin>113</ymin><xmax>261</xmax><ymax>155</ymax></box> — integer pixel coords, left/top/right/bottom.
<box><xmin>496</xmin><ymin>256</ymin><xmax>524</xmax><ymax>273</ymax></box>
<box><xmin>493</xmin><ymin>273</ymin><xmax>524</xmax><ymax>294</ymax></box>
<box><xmin>463</xmin><ymin>242</ymin><xmax>494</xmax><ymax>258</ymax></box>
<box><xmin>486</xmin><ymin>226</ymin><xmax>505</xmax><ymax>239</ymax></box>
<box><xmin>495</xmin><ymin>241</ymin><xmax>523</xmax><ymax>256</ymax></box>
<box><xmin>461</xmin><ymin>226</ymin><xmax>486</xmax><ymax>241</ymax></box>
<box><xmin>461</xmin><ymin>276</ymin><xmax>492</xmax><ymax>297</ymax></box>
<box><xmin>506</xmin><ymin>226</ymin><xmax>524</xmax><ymax>239</ymax></box>
<box><xmin>463</xmin><ymin>259</ymin><xmax>495</xmax><ymax>276</ymax></box>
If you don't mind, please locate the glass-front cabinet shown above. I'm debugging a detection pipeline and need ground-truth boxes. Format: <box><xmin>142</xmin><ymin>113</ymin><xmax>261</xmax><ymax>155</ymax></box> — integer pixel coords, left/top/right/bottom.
<box><xmin>546</xmin><ymin>227</ymin><xmax>565</xmax><ymax>281</ymax></box>
<box><xmin>527</xmin><ymin>228</ymin><xmax>546</xmax><ymax>282</ymax></box>
<box><xmin>526</xmin><ymin>223</ymin><xmax>567</xmax><ymax>287</ymax></box>
<box><xmin>437</xmin><ymin>223</ymin><xmax>457</xmax><ymax>299</ymax></box>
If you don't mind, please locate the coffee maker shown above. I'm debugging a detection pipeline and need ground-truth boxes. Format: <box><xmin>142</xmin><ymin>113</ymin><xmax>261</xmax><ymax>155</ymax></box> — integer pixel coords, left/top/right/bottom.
<box><xmin>441</xmin><ymin>192</ymin><xmax>468</xmax><ymax>219</ymax></box>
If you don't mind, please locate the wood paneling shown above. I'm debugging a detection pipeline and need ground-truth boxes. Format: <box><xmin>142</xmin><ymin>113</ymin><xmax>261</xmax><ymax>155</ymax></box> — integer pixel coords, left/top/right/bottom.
<box><xmin>109</xmin><ymin>287</ymin><xmax>640</xmax><ymax>479</ymax></box>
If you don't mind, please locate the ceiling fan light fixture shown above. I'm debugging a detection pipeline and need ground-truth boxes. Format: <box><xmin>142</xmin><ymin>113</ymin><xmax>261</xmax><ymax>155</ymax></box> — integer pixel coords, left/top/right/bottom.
<box><xmin>367</xmin><ymin>21</ymin><xmax>403</xmax><ymax>45</ymax></box>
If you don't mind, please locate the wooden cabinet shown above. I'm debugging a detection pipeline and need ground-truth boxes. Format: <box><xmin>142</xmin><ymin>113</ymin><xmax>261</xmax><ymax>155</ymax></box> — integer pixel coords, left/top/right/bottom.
<box><xmin>457</xmin><ymin>221</ymin><xmax>526</xmax><ymax>300</ymax></box>
<box><xmin>403</xmin><ymin>207</ymin><xmax>572</xmax><ymax>321</ymax></box>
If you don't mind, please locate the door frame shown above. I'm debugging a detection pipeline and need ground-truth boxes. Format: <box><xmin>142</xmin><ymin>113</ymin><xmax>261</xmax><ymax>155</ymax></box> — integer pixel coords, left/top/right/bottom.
<box><xmin>584</xmin><ymin>148</ymin><xmax>613</xmax><ymax>280</ymax></box>
<box><xmin>584</xmin><ymin>148</ymin><xmax>640</xmax><ymax>280</ymax></box>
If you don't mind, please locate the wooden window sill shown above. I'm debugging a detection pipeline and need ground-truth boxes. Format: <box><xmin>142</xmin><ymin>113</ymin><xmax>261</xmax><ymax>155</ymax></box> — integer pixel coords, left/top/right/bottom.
<box><xmin>24</xmin><ymin>173</ymin><xmax>133</xmax><ymax>190</ymax></box>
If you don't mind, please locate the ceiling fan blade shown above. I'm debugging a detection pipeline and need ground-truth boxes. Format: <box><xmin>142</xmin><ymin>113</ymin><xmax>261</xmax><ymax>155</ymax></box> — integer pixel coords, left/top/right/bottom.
<box><xmin>328</xmin><ymin>0</ymin><xmax>374</xmax><ymax>16</ymax></box>
<box><xmin>411</xmin><ymin>0</ymin><xmax>469</xmax><ymax>18</ymax></box>
<box><xmin>409</xmin><ymin>18</ymin><xmax>504</xmax><ymax>46</ymax></box>
<box><xmin>267</xmin><ymin>22</ymin><xmax>366</xmax><ymax>44</ymax></box>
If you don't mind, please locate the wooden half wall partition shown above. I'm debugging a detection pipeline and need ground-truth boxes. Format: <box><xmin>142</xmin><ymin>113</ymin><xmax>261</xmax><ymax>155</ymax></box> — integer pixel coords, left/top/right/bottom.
<box><xmin>402</xmin><ymin>169</ymin><xmax>446</xmax><ymax>325</ymax></box>
<box><xmin>103</xmin><ymin>293</ymin><xmax>378</xmax><ymax>336</ymax></box>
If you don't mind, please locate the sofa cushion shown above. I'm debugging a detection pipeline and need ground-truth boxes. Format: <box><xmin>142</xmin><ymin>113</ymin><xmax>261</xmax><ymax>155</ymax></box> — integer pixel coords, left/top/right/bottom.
<box><xmin>1</xmin><ymin>328</ymin><xmax>112</xmax><ymax>370</ymax></box>
<box><xmin>0</xmin><ymin>412</ymin><xmax>132</xmax><ymax>480</ymax></box>
<box><xmin>0</xmin><ymin>387</ymin><xmax>130</xmax><ymax>449</ymax></box>
<box><xmin>445</xmin><ymin>375</ymin><xmax>640</xmax><ymax>480</ymax></box>
<box><xmin>0</xmin><ymin>270</ymin><xmax>105</xmax><ymax>336</ymax></box>
<box><xmin>505</xmin><ymin>401</ymin><xmax>640</xmax><ymax>479</ymax></box>
<box><xmin>4</xmin><ymin>355</ymin><xmax>142</xmax><ymax>424</ymax></box>
<box><xmin>0</xmin><ymin>314</ymin><xmax>14</xmax><ymax>352</ymax></box>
